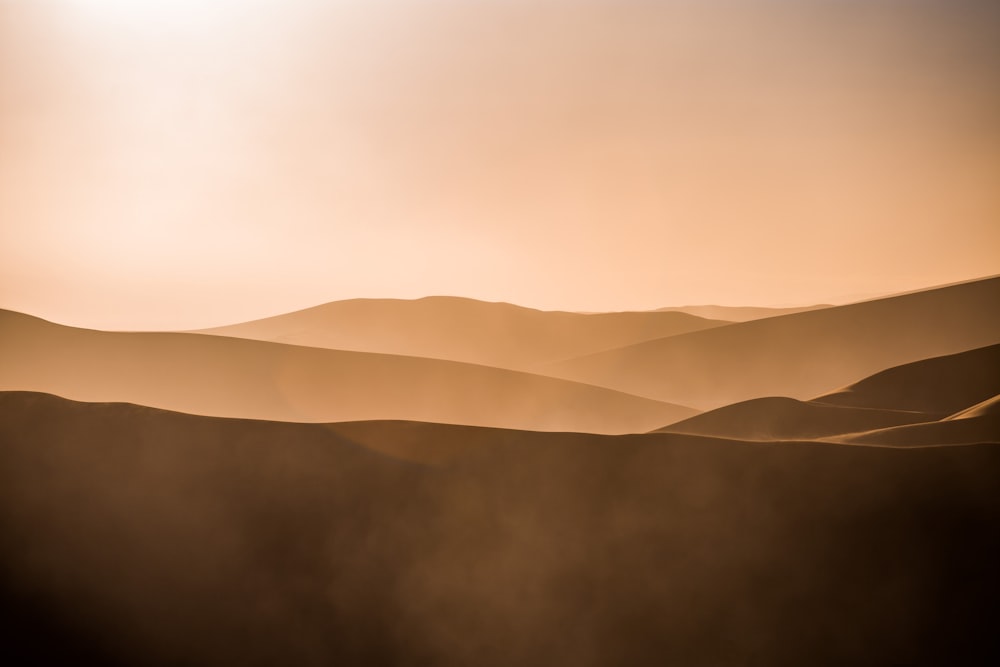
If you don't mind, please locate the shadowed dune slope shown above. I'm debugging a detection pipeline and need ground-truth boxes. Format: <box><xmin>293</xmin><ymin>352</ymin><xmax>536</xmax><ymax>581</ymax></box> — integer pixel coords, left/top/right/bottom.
<box><xmin>815</xmin><ymin>344</ymin><xmax>1000</xmax><ymax>413</ymax></box>
<box><xmin>837</xmin><ymin>414</ymin><xmax>1000</xmax><ymax>447</ymax></box>
<box><xmin>1</xmin><ymin>391</ymin><xmax>998</xmax><ymax>667</ymax></box>
<box><xmin>544</xmin><ymin>277</ymin><xmax>1000</xmax><ymax>409</ymax></box>
<box><xmin>653</xmin><ymin>345</ymin><xmax>1000</xmax><ymax>440</ymax></box>
<box><xmin>196</xmin><ymin>296</ymin><xmax>728</xmax><ymax>370</ymax></box>
<box><xmin>949</xmin><ymin>394</ymin><xmax>1000</xmax><ymax>420</ymax></box>
<box><xmin>0</xmin><ymin>310</ymin><xmax>694</xmax><ymax>433</ymax></box>
<box><xmin>654</xmin><ymin>303</ymin><xmax>831</xmax><ymax>322</ymax></box>
<box><xmin>652</xmin><ymin>397</ymin><xmax>938</xmax><ymax>440</ymax></box>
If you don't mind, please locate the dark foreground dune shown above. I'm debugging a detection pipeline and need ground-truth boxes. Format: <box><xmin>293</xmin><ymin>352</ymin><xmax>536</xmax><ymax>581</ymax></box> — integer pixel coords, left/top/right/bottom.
<box><xmin>197</xmin><ymin>296</ymin><xmax>728</xmax><ymax>370</ymax></box>
<box><xmin>0</xmin><ymin>309</ymin><xmax>693</xmax><ymax>434</ymax></box>
<box><xmin>2</xmin><ymin>392</ymin><xmax>998</xmax><ymax>667</ymax></box>
<box><xmin>544</xmin><ymin>277</ymin><xmax>1000</xmax><ymax>409</ymax></box>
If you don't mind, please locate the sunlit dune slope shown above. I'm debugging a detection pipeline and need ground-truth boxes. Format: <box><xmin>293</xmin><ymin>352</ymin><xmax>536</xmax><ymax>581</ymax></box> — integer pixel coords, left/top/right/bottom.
<box><xmin>195</xmin><ymin>296</ymin><xmax>728</xmax><ymax>369</ymax></box>
<box><xmin>544</xmin><ymin>277</ymin><xmax>1000</xmax><ymax>409</ymax></box>
<box><xmin>1</xmin><ymin>391</ymin><xmax>997</xmax><ymax>666</ymax></box>
<box><xmin>948</xmin><ymin>394</ymin><xmax>1000</xmax><ymax>420</ymax></box>
<box><xmin>0</xmin><ymin>310</ymin><xmax>694</xmax><ymax>433</ymax></box>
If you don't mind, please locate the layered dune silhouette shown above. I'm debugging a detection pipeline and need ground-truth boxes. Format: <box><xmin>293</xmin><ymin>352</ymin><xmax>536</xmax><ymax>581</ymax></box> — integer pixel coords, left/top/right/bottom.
<box><xmin>653</xmin><ymin>303</ymin><xmax>831</xmax><ymax>322</ymax></box>
<box><xmin>1</xmin><ymin>391</ymin><xmax>998</xmax><ymax>667</ymax></box>
<box><xmin>0</xmin><ymin>309</ymin><xmax>694</xmax><ymax>434</ymax></box>
<box><xmin>2</xmin><ymin>277</ymin><xmax>998</xmax><ymax>666</ymax></box>
<box><xmin>196</xmin><ymin>296</ymin><xmax>728</xmax><ymax>369</ymax></box>
<box><xmin>654</xmin><ymin>344</ymin><xmax>1000</xmax><ymax>441</ymax></box>
<box><xmin>653</xmin><ymin>397</ymin><xmax>938</xmax><ymax>441</ymax></box>
<box><xmin>544</xmin><ymin>277</ymin><xmax>1000</xmax><ymax>409</ymax></box>
<box><xmin>814</xmin><ymin>343</ymin><xmax>1000</xmax><ymax>413</ymax></box>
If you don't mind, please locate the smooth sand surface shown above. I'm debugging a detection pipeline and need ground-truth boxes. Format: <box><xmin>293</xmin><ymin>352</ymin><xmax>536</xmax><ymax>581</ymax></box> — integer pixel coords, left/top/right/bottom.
<box><xmin>1</xmin><ymin>391</ymin><xmax>997</xmax><ymax>667</ymax></box>
<box><xmin>653</xmin><ymin>303</ymin><xmax>831</xmax><ymax>321</ymax></box>
<box><xmin>654</xmin><ymin>344</ymin><xmax>1000</xmax><ymax>440</ymax></box>
<box><xmin>836</xmin><ymin>414</ymin><xmax>1000</xmax><ymax>446</ymax></box>
<box><xmin>0</xmin><ymin>309</ymin><xmax>695</xmax><ymax>434</ymax></box>
<box><xmin>197</xmin><ymin>296</ymin><xmax>729</xmax><ymax>370</ymax></box>
<box><xmin>543</xmin><ymin>277</ymin><xmax>1000</xmax><ymax>409</ymax></box>
<box><xmin>815</xmin><ymin>343</ymin><xmax>1000</xmax><ymax>413</ymax></box>
<box><xmin>948</xmin><ymin>394</ymin><xmax>1000</xmax><ymax>420</ymax></box>
<box><xmin>652</xmin><ymin>396</ymin><xmax>938</xmax><ymax>440</ymax></box>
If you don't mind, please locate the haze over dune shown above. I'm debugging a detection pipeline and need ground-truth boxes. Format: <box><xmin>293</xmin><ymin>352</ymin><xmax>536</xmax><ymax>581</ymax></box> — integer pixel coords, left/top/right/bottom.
<box><xmin>653</xmin><ymin>304</ymin><xmax>831</xmax><ymax>322</ymax></box>
<box><xmin>654</xmin><ymin>344</ymin><xmax>1000</xmax><ymax>441</ymax></box>
<box><xmin>0</xmin><ymin>309</ymin><xmax>694</xmax><ymax>434</ymax></box>
<box><xmin>815</xmin><ymin>343</ymin><xmax>1000</xmax><ymax>413</ymax></box>
<box><xmin>654</xmin><ymin>397</ymin><xmax>937</xmax><ymax>441</ymax></box>
<box><xmin>2</xmin><ymin>391</ymin><xmax>997</xmax><ymax>666</ymax></box>
<box><xmin>198</xmin><ymin>296</ymin><xmax>728</xmax><ymax>370</ymax></box>
<box><xmin>544</xmin><ymin>277</ymin><xmax>1000</xmax><ymax>409</ymax></box>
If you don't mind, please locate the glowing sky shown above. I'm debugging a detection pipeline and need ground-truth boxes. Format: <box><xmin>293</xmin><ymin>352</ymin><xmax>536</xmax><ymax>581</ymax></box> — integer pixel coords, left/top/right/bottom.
<box><xmin>1</xmin><ymin>0</ymin><xmax>998</xmax><ymax>329</ymax></box>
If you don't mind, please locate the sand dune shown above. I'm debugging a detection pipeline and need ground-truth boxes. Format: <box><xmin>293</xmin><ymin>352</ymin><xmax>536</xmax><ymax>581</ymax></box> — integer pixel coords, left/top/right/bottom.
<box><xmin>654</xmin><ymin>303</ymin><xmax>831</xmax><ymax>322</ymax></box>
<box><xmin>196</xmin><ymin>296</ymin><xmax>728</xmax><ymax>370</ymax></box>
<box><xmin>837</xmin><ymin>414</ymin><xmax>1000</xmax><ymax>447</ymax></box>
<box><xmin>2</xmin><ymin>391</ymin><xmax>997</xmax><ymax>666</ymax></box>
<box><xmin>0</xmin><ymin>309</ymin><xmax>694</xmax><ymax>433</ymax></box>
<box><xmin>652</xmin><ymin>396</ymin><xmax>937</xmax><ymax>440</ymax></box>
<box><xmin>653</xmin><ymin>344</ymin><xmax>1000</xmax><ymax>440</ymax></box>
<box><xmin>544</xmin><ymin>277</ymin><xmax>1000</xmax><ymax>409</ymax></box>
<box><xmin>948</xmin><ymin>394</ymin><xmax>1000</xmax><ymax>420</ymax></box>
<box><xmin>815</xmin><ymin>343</ymin><xmax>1000</xmax><ymax>413</ymax></box>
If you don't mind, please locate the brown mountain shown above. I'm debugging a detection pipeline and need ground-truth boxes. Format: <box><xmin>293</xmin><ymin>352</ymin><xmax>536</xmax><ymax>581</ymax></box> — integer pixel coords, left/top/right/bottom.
<box><xmin>195</xmin><ymin>296</ymin><xmax>728</xmax><ymax>370</ymax></box>
<box><xmin>543</xmin><ymin>277</ymin><xmax>1000</xmax><ymax>409</ymax></box>
<box><xmin>0</xmin><ymin>309</ymin><xmax>694</xmax><ymax>433</ymax></box>
<box><xmin>1</xmin><ymin>391</ymin><xmax>997</xmax><ymax>666</ymax></box>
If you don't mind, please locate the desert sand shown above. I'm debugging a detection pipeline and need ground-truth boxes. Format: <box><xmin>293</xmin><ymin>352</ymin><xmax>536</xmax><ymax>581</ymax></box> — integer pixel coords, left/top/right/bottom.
<box><xmin>654</xmin><ymin>343</ymin><xmax>1000</xmax><ymax>441</ymax></box>
<box><xmin>195</xmin><ymin>296</ymin><xmax>728</xmax><ymax>370</ymax></box>
<box><xmin>0</xmin><ymin>309</ymin><xmax>694</xmax><ymax>434</ymax></box>
<box><xmin>653</xmin><ymin>303</ymin><xmax>831</xmax><ymax>321</ymax></box>
<box><xmin>1</xmin><ymin>391</ymin><xmax>997</xmax><ymax>667</ymax></box>
<box><xmin>543</xmin><ymin>277</ymin><xmax>1000</xmax><ymax>409</ymax></box>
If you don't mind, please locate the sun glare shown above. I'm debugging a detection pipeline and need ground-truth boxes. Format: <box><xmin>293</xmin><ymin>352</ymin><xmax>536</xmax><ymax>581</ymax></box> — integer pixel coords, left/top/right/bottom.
<box><xmin>62</xmin><ymin>0</ymin><xmax>262</xmax><ymax>30</ymax></box>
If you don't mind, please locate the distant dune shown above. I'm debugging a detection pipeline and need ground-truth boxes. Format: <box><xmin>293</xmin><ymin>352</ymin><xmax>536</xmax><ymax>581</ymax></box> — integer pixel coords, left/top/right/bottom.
<box><xmin>654</xmin><ymin>303</ymin><xmax>831</xmax><ymax>322</ymax></box>
<box><xmin>652</xmin><ymin>397</ymin><xmax>937</xmax><ymax>440</ymax></box>
<box><xmin>543</xmin><ymin>277</ymin><xmax>1000</xmax><ymax>409</ymax></box>
<box><xmin>815</xmin><ymin>344</ymin><xmax>1000</xmax><ymax>413</ymax></box>
<box><xmin>196</xmin><ymin>296</ymin><xmax>728</xmax><ymax>370</ymax></box>
<box><xmin>1</xmin><ymin>391</ymin><xmax>997</xmax><ymax>666</ymax></box>
<box><xmin>0</xmin><ymin>310</ymin><xmax>694</xmax><ymax>433</ymax></box>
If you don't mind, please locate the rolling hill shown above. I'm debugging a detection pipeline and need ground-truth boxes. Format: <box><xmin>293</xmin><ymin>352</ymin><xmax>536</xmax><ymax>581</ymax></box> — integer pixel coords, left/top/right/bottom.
<box><xmin>543</xmin><ymin>277</ymin><xmax>1000</xmax><ymax>409</ymax></box>
<box><xmin>1</xmin><ymin>391</ymin><xmax>997</xmax><ymax>666</ymax></box>
<box><xmin>195</xmin><ymin>296</ymin><xmax>728</xmax><ymax>370</ymax></box>
<box><xmin>0</xmin><ymin>309</ymin><xmax>694</xmax><ymax>433</ymax></box>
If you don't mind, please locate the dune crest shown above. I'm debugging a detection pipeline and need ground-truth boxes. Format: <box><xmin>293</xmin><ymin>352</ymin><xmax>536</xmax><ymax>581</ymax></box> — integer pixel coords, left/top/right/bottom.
<box><xmin>543</xmin><ymin>277</ymin><xmax>1000</xmax><ymax>409</ymax></box>
<box><xmin>0</xmin><ymin>310</ymin><xmax>694</xmax><ymax>434</ymax></box>
<box><xmin>195</xmin><ymin>296</ymin><xmax>728</xmax><ymax>370</ymax></box>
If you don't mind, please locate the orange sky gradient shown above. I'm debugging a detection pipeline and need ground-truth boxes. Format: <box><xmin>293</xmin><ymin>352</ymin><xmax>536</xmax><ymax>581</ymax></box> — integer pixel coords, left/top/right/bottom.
<box><xmin>1</xmin><ymin>0</ymin><xmax>998</xmax><ymax>329</ymax></box>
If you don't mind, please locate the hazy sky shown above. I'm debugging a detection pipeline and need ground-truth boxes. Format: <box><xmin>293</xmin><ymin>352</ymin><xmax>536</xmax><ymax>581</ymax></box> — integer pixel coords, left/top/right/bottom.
<box><xmin>2</xmin><ymin>0</ymin><xmax>998</xmax><ymax>329</ymax></box>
